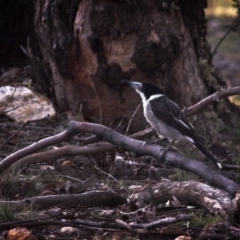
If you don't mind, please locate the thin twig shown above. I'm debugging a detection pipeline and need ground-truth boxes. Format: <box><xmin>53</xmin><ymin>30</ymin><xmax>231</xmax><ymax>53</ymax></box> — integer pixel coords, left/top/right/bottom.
<box><xmin>1</xmin><ymin>84</ymin><xmax>17</xmax><ymax>113</ymax></box>
<box><xmin>212</xmin><ymin>18</ymin><xmax>239</xmax><ymax>56</ymax></box>
<box><xmin>94</xmin><ymin>165</ymin><xmax>120</xmax><ymax>185</ymax></box>
<box><xmin>0</xmin><ymin>121</ymin><xmax>30</xmax><ymax>151</ymax></box>
<box><xmin>58</xmin><ymin>174</ymin><xmax>84</xmax><ymax>183</ymax></box>
<box><xmin>91</xmin><ymin>82</ymin><xmax>103</xmax><ymax>124</ymax></box>
<box><xmin>125</xmin><ymin>103</ymin><xmax>142</xmax><ymax>135</ymax></box>
<box><xmin>0</xmin><ymin>118</ymin><xmax>50</xmax><ymax>151</ymax></box>
<box><xmin>3</xmin><ymin>106</ymin><xmax>19</xmax><ymax>114</ymax></box>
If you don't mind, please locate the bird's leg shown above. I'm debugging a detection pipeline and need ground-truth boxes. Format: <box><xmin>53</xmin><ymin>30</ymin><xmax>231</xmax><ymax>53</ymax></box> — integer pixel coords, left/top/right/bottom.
<box><xmin>160</xmin><ymin>140</ymin><xmax>176</xmax><ymax>159</ymax></box>
<box><xmin>147</xmin><ymin>137</ymin><xmax>168</xmax><ymax>145</ymax></box>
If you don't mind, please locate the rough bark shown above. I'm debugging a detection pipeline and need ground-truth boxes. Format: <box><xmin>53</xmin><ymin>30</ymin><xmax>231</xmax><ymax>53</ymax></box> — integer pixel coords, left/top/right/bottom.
<box><xmin>29</xmin><ymin>0</ymin><xmax>230</xmax><ymax>132</ymax></box>
<box><xmin>0</xmin><ymin>190</ymin><xmax>127</xmax><ymax>211</ymax></box>
<box><xmin>137</xmin><ymin>179</ymin><xmax>232</xmax><ymax>215</ymax></box>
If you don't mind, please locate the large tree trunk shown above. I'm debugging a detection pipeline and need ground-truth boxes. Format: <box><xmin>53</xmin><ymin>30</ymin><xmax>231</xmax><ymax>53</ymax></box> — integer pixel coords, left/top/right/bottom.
<box><xmin>29</xmin><ymin>0</ymin><xmax>230</xmax><ymax>132</ymax></box>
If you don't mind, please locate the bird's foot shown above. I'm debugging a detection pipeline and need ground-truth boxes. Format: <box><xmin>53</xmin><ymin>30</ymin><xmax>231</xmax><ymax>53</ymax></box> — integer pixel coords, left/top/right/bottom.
<box><xmin>159</xmin><ymin>140</ymin><xmax>176</xmax><ymax>159</ymax></box>
<box><xmin>147</xmin><ymin>137</ymin><xmax>169</xmax><ymax>146</ymax></box>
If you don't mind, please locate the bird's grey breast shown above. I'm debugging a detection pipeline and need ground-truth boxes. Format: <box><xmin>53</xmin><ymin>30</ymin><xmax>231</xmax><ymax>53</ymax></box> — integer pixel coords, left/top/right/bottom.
<box><xmin>143</xmin><ymin>100</ymin><xmax>184</xmax><ymax>140</ymax></box>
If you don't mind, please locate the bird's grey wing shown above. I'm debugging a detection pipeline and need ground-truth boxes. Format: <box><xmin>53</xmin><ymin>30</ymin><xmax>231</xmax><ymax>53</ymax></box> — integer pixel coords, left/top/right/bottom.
<box><xmin>150</xmin><ymin>97</ymin><xmax>198</xmax><ymax>139</ymax></box>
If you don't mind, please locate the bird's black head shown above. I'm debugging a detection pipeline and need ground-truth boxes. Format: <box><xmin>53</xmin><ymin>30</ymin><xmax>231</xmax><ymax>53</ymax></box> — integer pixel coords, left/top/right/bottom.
<box><xmin>122</xmin><ymin>80</ymin><xmax>165</xmax><ymax>100</ymax></box>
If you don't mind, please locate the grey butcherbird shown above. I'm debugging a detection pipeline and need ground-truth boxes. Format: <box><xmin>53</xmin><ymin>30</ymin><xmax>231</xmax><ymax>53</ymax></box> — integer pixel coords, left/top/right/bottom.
<box><xmin>123</xmin><ymin>80</ymin><xmax>222</xmax><ymax>169</ymax></box>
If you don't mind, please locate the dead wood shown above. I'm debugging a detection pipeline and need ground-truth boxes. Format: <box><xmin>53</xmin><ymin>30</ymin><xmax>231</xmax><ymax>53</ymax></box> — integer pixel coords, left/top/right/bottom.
<box><xmin>116</xmin><ymin>214</ymin><xmax>194</xmax><ymax>232</ymax></box>
<box><xmin>81</xmin><ymin>127</ymin><xmax>155</xmax><ymax>145</ymax></box>
<box><xmin>0</xmin><ymin>217</ymin><xmax>118</xmax><ymax>232</ymax></box>
<box><xmin>16</xmin><ymin>127</ymin><xmax>155</xmax><ymax>168</ymax></box>
<box><xmin>136</xmin><ymin>179</ymin><xmax>231</xmax><ymax>215</ymax></box>
<box><xmin>1</xmin><ymin>121</ymin><xmax>240</xmax><ymax>196</ymax></box>
<box><xmin>0</xmin><ymin>213</ymin><xmax>193</xmax><ymax>233</ymax></box>
<box><xmin>16</xmin><ymin>143</ymin><xmax>115</xmax><ymax>168</ymax></box>
<box><xmin>0</xmin><ymin>190</ymin><xmax>126</xmax><ymax>211</ymax></box>
<box><xmin>184</xmin><ymin>86</ymin><xmax>240</xmax><ymax>117</ymax></box>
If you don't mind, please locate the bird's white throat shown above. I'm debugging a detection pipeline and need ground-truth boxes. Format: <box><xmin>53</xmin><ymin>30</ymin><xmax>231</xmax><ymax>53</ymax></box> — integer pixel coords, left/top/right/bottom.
<box><xmin>137</xmin><ymin>92</ymin><xmax>165</xmax><ymax>103</ymax></box>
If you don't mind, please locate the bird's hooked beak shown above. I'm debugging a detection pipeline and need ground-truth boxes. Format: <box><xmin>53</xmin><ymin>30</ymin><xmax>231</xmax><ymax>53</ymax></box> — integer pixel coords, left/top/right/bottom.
<box><xmin>122</xmin><ymin>80</ymin><xmax>142</xmax><ymax>91</ymax></box>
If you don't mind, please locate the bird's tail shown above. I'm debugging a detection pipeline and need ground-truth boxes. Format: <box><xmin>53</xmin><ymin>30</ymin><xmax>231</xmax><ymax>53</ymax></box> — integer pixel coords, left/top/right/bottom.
<box><xmin>193</xmin><ymin>141</ymin><xmax>222</xmax><ymax>169</ymax></box>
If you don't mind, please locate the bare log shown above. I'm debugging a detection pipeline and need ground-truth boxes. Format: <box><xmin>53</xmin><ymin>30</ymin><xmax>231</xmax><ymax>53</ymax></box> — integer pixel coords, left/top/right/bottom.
<box><xmin>136</xmin><ymin>179</ymin><xmax>231</xmax><ymax>214</ymax></box>
<box><xmin>0</xmin><ymin>190</ymin><xmax>126</xmax><ymax>211</ymax></box>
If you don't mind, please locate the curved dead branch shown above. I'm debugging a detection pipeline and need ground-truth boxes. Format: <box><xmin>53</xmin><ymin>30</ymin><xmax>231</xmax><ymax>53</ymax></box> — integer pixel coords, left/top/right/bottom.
<box><xmin>1</xmin><ymin>121</ymin><xmax>240</xmax><ymax>196</ymax></box>
<box><xmin>184</xmin><ymin>86</ymin><xmax>240</xmax><ymax>117</ymax></box>
<box><xmin>16</xmin><ymin>127</ymin><xmax>155</xmax><ymax>168</ymax></box>
<box><xmin>16</xmin><ymin>143</ymin><xmax>115</xmax><ymax>168</ymax></box>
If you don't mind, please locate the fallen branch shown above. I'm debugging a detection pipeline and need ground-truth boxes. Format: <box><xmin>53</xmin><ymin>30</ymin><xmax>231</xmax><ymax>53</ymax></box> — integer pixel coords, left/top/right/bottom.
<box><xmin>116</xmin><ymin>214</ymin><xmax>194</xmax><ymax>232</ymax></box>
<box><xmin>0</xmin><ymin>190</ymin><xmax>126</xmax><ymax>211</ymax></box>
<box><xmin>16</xmin><ymin>143</ymin><xmax>115</xmax><ymax>168</ymax></box>
<box><xmin>16</xmin><ymin>128</ymin><xmax>155</xmax><ymax>168</ymax></box>
<box><xmin>1</xmin><ymin>121</ymin><xmax>240</xmax><ymax>195</ymax></box>
<box><xmin>0</xmin><ymin>217</ymin><xmax>119</xmax><ymax>232</ymax></box>
<box><xmin>137</xmin><ymin>179</ymin><xmax>231</xmax><ymax>215</ymax></box>
<box><xmin>0</xmin><ymin>213</ymin><xmax>193</xmax><ymax>232</ymax></box>
<box><xmin>129</xmin><ymin>214</ymin><xmax>193</xmax><ymax>230</ymax></box>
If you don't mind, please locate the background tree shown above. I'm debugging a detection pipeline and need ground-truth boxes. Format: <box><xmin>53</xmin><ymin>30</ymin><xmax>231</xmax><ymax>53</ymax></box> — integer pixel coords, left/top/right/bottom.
<box><xmin>0</xmin><ymin>0</ymin><xmax>239</xmax><ymax>135</ymax></box>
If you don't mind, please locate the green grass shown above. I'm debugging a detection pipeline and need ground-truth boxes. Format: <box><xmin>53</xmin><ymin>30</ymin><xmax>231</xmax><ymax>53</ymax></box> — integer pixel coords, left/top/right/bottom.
<box><xmin>191</xmin><ymin>211</ymin><xmax>221</xmax><ymax>227</ymax></box>
<box><xmin>0</xmin><ymin>165</ymin><xmax>65</xmax><ymax>199</ymax></box>
<box><xmin>176</xmin><ymin>168</ymin><xmax>199</xmax><ymax>181</ymax></box>
<box><xmin>0</xmin><ymin>204</ymin><xmax>15</xmax><ymax>223</ymax></box>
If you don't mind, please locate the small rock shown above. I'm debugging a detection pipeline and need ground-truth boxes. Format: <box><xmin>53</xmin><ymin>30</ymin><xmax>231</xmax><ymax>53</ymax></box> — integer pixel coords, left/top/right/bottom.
<box><xmin>0</xmin><ymin>86</ymin><xmax>55</xmax><ymax>122</ymax></box>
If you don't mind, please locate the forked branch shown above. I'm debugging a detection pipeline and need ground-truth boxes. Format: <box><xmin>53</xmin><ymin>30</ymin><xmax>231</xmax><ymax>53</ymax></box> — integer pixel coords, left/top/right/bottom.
<box><xmin>184</xmin><ymin>86</ymin><xmax>240</xmax><ymax>117</ymax></box>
